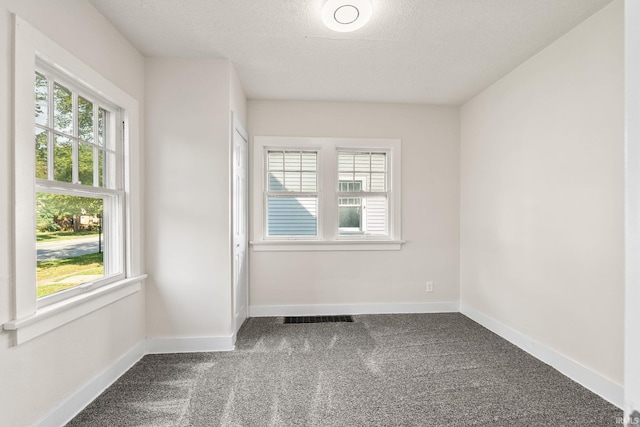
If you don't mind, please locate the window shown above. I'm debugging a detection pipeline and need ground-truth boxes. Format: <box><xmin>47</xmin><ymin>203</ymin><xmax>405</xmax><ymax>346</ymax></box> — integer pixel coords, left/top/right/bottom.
<box><xmin>266</xmin><ymin>150</ymin><xmax>318</xmax><ymax>237</ymax></box>
<box><xmin>252</xmin><ymin>137</ymin><xmax>402</xmax><ymax>251</ymax></box>
<box><xmin>34</xmin><ymin>65</ymin><xmax>124</xmax><ymax>306</ymax></box>
<box><xmin>337</xmin><ymin>151</ymin><xmax>388</xmax><ymax>236</ymax></box>
<box><xmin>3</xmin><ymin>17</ymin><xmax>144</xmax><ymax>345</ymax></box>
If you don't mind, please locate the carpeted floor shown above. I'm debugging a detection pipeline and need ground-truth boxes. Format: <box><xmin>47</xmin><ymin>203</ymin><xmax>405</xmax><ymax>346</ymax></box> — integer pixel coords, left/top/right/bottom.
<box><xmin>67</xmin><ymin>313</ymin><xmax>622</xmax><ymax>426</ymax></box>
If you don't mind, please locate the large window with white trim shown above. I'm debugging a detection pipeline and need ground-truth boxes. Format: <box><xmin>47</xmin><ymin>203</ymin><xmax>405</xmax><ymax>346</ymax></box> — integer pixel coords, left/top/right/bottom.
<box><xmin>253</xmin><ymin>137</ymin><xmax>402</xmax><ymax>251</ymax></box>
<box><xmin>3</xmin><ymin>16</ymin><xmax>143</xmax><ymax>345</ymax></box>
<box><xmin>34</xmin><ymin>65</ymin><xmax>124</xmax><ymax>305</ymax></box>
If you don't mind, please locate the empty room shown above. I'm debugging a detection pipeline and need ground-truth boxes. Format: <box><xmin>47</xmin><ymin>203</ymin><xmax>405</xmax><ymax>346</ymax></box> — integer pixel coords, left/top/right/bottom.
<box><xmin>1</xmin><ymin>0</ymin><xmax>639</xmax><ymax>426</ymax></box>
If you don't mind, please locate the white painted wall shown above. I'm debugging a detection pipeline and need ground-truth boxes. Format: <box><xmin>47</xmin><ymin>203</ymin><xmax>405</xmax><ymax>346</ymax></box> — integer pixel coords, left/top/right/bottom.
<box><xmin>460</xmin><ymin>0</ymin><xmax>624</xmax><ymax>388</ymax></box>
<box><xmin>230</xmin><ymin>62</ymin><xmax>247</xmax><ymax>128</ymax></box>
<box><xmin>0</xmin><ymin>0</ymin><xmax>145</xmax><ymax>426</ymax></box>
<box><xmin>625</xmin><ymin>0</ymin><xmax>640</xmax><ymax>417</ymax></box>
<box><xmin>145</xmin><ymin>59</ymin><xmax>246</xmax><ymax>342</ymax></box>
<box><xmin>248</xmin><ymin>101</ymin><xmax>459</xmax><ymax>309</ymax></box>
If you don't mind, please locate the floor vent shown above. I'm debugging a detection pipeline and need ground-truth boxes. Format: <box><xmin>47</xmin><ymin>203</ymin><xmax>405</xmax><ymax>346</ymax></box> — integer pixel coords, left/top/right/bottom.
<box><xmin>284</xmin><ymin>315</ymin><xmax>354</xmax><ymax>324</ymax></box>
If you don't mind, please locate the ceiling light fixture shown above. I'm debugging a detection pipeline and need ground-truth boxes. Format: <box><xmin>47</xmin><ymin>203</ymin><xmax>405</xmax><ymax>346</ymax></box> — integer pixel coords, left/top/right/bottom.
<box><xmin>321</xmin><ymin>0</ymin><xmax>373</xmax><ymax>33</ymax></box>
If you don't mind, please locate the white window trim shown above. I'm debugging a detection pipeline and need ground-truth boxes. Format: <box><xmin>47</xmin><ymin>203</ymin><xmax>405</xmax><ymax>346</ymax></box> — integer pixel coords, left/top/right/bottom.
<box><xmin>251</xmin><ymin>136</ymin><xmax>404</xmax><ymax>251</ymax></box>
<box><xmin>3</xmin><ymin>15</ymin><xmax>145</xmax><ymax>345</ymax></box>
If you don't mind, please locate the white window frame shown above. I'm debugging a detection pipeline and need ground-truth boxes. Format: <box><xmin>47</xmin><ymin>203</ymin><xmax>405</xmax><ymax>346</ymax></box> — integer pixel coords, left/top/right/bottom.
<box><xmin>34</xmin><ymin>63</ymin><xmax>126</xmax><ymax>308</ymax></box>
<box><xmin>252</xmin><ymin>136</ymin><xmax>404</xmax><ymax>251</ymax></box>
<box><xmin>2</xmin><ymin>16</ymin><xmax>146</xmax><ymax>345</ymax></box>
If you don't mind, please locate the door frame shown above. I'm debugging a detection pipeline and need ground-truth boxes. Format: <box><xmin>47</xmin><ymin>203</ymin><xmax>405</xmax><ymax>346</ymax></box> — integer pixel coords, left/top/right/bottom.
<box><xmin>231</xmin><ymin>112</ymin><xmax>249</xmax><ymax>336</ymax></box>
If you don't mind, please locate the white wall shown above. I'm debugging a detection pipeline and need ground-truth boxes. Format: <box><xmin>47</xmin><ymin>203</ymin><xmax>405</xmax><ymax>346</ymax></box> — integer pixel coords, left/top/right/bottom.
<box><xmin>230</xmin><ymin>62</ymin><xmax>247</xmax><ymax>128</ymax></box>
<box><xmin>460</xmin><ymin>0</ymin><xmax>624</xmax><ymax>388</ymax></box>
<box><xmin>248</xmin><ymin>101</ymin><xmax>460</xmax><ymax>310</ymax></box>
<box><xmin>0</xmin><ymin>0</ymin><xmax>145</xmax><ymax>426</ymax></box>
<box><xmin>625</xmin><ymin>0</ymin><xmax>640</xmax><ymax>417</ymax></box>
<box><xmin>145</xmin><ymin>59</ymin><xmax>246</xmax><ymax>342</ymax></box>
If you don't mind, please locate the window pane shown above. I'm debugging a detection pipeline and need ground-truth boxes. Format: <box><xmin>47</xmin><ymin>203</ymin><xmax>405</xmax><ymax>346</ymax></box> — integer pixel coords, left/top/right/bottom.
<box><xmin>53</xmin><ymin>134</ymin><xmax>73</xmax><ymax>182</ymax></box>
<box><xmin>284</xmin><ymin>152</ymin><xmax>301</xmax><ymax>171</ymax></box>
<box><xmin>35</xmin><ymin>72</ymin><xmax>48</xmax><ymax>126</ymax></box>
<box><xmin>284</xmin><ymin>171</ymin><xmax>301</xmax><ymax>192</ymax></box>
<box><xmin>355</xmin><ymin>172</ymin><xmax>370</xmax><ymax>191</ymax></box>
<box><xmin>338</xmin><ymin>172</ymin><xmax>356</xmax><ymax>189</ymax></box>
<box><xmin>338</xmin><ymin>196</ymin><xmax>387</xmax><ymax>236</ymax></box>
<box><xmin>268</xmin><ymin>171</ymin><xmax>284</xmax><ymax>191</ymax></box>
<box><xmin>338</xmin><ymin>152</ymin><xmax>387</xmax><ymax>193</ymax></box>
<box><xmin>371</xmin><ymin>153</ymin><xmax>386</xmax><ymax>172</ymax></box>
<box><xmin>366</xmin><ymin>196</ymin><xmax>387</xmax><ymax>236</ymax></box>
<box><xmin>354</xmin><ymin>154</ymin><xmax>370</xmax><ymax>171</ymax></box>
<box><xmin>301</xmin><ymin>152</ymin><xmax>316</xmax><ymax>171</ymax></box>
<box><xmin>98</xmin><ymin>149</ymin><xmax>104</xmax><ymax>187</ymax></box>
<box><xmin>338</xmin><ymin>153</ymin><xmax>354</xmax><ymax>171</ymax></box>
<box><xmin>301</xmin><ymin>172</ymin><xmax>317</xmax><ymax>192</ymax></box>
<box><xmin>371</xmin><ymin>172</ymin><xmax>386</xmax><ymax>192</ymax></box>
<box><xmin>339</xmin><ymin>198</ymin><xmax>362</xmax><ymax>232</ymax></box>
<box><xmin>78</xmin><ymin>96</ymin><xmax>94</xmax><ymax>143</ymax></box>
<box><xmin>339</xmin><ymin>181</ymin><xmax>362</xmax><ymax>192</ymax></box>
<box><xmin>105</xmin><ymin>151</ymin><xmax>117</xmax><ymax>189</ymax></box>
<box><xmin>36</xmin><ymin>193</ymin><xmax>104</xmax><ymax>298</ymax></box>
<box><xmin>54</xmin><ymin>83</ymin><xmax>73</xmax><ymax>135</ymax></box>
<box><xmin>98</xmin><ymin>108</ymin><xmax>105</xmax><ymax>148</ymax></box>
<box><xmin>79</xmin><ymin>143</ymin><xmax>94</xmax><ymax>186</ymax></box>
<box><xmin>35</xmin><ymin>127</ymin><xmax>48</xmax><ymax>179</ymax></box>
<box><xmin>268</xmin><ymin>150</ymin><xmax>317</xmax><ymax>192</ymax></box>
<box><xmin>267</xmin><ymin>196</ymin><xmax>317</xmax><ymax>236</ymax></box>
<box><xmin>268</xmin><ymin>151</ymin><xmax>283</xmax><ymax>170</ymax></box>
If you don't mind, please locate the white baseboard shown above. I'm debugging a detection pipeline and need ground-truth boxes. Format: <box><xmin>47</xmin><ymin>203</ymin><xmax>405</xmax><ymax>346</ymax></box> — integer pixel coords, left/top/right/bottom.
<box><xmin>460</xmin><ymin>303</ymin><xmax>624</xmax><ymax>409</ymax></box>
<box><xmin>146</xmin><ymin>334</ymin><xmax>235</xmax><ymax>354</ymax></box>
<box><xmin>32</xmin><ymin>340</ymin><xmax>146</xmax><ymax>427</ymax></box>
<box><xmin>250</xmin><ymin>301</ymin><xmax>459</xmax><ymax>317</ymax></box>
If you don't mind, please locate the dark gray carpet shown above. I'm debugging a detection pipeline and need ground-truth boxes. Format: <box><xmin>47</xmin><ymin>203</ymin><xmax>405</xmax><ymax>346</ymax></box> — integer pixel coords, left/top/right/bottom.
<box><xmin>67</xmin><ymin>313</ymin><xmax>622</xmax><ymax>426</ymax></box>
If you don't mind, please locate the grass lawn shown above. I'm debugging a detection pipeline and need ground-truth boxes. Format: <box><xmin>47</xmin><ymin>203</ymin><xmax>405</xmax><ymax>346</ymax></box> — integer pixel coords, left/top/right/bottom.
<box><xmin>37</xmin><ymin>252</ymin><xmax>104</xmax><ymax>298</ymax></box>
<box><xmin>37</xmin><ymin>283</ymin><xmax>82</xmax><ymax>298</ymax></box>
<box><xmin>37</xmin><ymin>230</ymin><xmax>99</xmax><ymax>242</ymax></box>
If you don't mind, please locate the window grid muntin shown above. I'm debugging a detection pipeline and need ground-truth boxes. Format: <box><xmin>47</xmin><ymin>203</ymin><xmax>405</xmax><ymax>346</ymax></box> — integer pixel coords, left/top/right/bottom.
<box><xmin>267</xmin><ymin>150</ymin><xmax>317</xmax><ymax>193</ymax></box>
<box><xmin>337</xmin><ymin>151</ymin><xmax>387</xmax><ymax>193</ymax></box>
<box><xmin>35</xmin><ymin>66</ymin><xmax>119</xmax><ymax>191</ymax></box>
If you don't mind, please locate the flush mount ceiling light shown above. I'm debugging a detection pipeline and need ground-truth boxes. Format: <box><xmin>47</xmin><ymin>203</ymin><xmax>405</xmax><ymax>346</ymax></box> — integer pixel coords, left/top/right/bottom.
<box><xmin>321</xmin><ymin>0</ymin><xmax>373</xmax><ymax>33</ymax></box>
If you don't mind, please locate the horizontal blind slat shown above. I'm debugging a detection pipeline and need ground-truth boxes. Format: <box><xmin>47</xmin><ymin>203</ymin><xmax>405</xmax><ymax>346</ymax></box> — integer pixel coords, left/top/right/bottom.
<box><xmin>267</xmin><ymin>197</ymin><xmax>318</xmax><ymax>236</ymax></box>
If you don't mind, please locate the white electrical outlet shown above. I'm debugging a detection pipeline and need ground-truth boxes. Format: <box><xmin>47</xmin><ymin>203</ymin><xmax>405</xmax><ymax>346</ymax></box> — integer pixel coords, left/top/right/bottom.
<box><xmin>426</xmin><ymin>281</ymin><xmax>434</xmax><ymax>292</ymax></box>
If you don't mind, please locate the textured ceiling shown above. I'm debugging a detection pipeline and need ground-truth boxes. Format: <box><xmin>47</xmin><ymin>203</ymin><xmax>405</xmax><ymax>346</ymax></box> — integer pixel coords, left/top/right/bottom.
<box><xmin>88</xmin><ymin>0</ymin><xmax>614</xmax><ymax>105</ymax></box>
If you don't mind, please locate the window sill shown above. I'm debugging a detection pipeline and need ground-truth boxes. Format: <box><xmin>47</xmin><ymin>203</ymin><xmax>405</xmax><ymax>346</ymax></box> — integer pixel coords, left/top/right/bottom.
<box><xmin>250</xmin><ymin>240</ymin><xmax>405</xmax><ymax>252</ymax></box>
<box><xmin>2</xmin><ymin>275</ymin><xmax>146</xmax><ymax>345</ymax></box>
